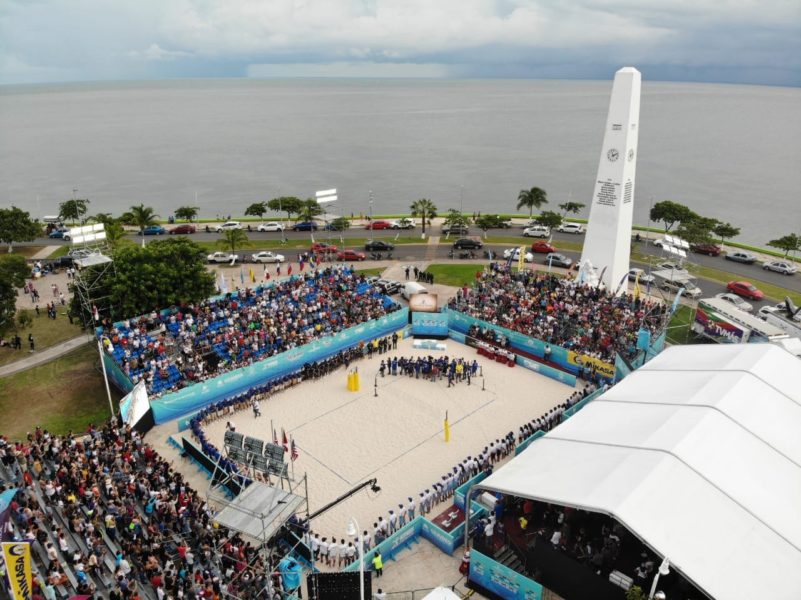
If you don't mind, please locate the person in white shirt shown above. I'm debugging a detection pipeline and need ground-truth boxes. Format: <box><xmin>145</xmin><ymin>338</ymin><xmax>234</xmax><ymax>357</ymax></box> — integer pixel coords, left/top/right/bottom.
<box><xmin>374</xmin><ymin>589</ymin><xmax>387</xmax><ymax>600</ymax></box>
<box><xmin>318</xmin><ymin>538</ymin><xmax>329</xmax><ymax>566</ymax></box>
<box><xmin>407</xmin><ymin>497</ymin><xmax>416</xmax><ymax>521</ymax></box>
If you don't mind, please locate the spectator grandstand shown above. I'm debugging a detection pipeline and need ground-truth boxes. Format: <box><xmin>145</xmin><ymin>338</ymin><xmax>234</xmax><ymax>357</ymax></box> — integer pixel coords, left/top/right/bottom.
<box><xmin>99</xmin><ymin>266</ymin><xmax>400</xmax><ymax>396</ymax></box>
<box><xmin>447</xmin><ymin>264</ymin><xmax>666</xmax><ymax>362</ymax></box>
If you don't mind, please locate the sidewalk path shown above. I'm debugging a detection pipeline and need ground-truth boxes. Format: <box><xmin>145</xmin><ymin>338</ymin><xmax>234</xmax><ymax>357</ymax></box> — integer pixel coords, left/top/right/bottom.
<box><xmin>0</xmin><ymin>335</ymin><xmax>88</xmax><ymax>378</ymax></box>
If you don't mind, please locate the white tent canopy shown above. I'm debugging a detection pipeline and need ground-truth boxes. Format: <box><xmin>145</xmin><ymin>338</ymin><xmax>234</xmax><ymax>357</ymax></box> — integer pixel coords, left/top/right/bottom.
<box><xmin>478</xmin><ymin>344</ymin><xmax>801</xmax><ymax>600</ymax></box>
<box><xmin>421</xmin><ymin>587</ymin><xmax>461</xmax><ymax>600</ymax></box>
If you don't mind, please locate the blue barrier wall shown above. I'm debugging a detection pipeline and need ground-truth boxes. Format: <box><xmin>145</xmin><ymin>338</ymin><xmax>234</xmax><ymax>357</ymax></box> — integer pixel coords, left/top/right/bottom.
<box><xmin>342</xmin><ymin>516</ymin><xmax>423</xmax><ymax>572</ymax></box>
<box><xmin>150</xmin><ymin>308</ymin><xmax>409</xmax><ymax>424</ymax></box>
<box><xmin>515</xmin><ymin>430</ymin><xmax>546</xmax><ymax>456</ymax></box>
<box><xmin>102</xmin><ymin>351</ymin><xmax>134</xmax><ymax>394</ymax></box>
<box><xmin>470</xmin><ymin>549</ymin><xmax>543</xmax><ymax>600</ymax></box>
<box><xmin>455</xmin><ymin>472</ymin><xmax>488</xmax><ymax>511</ymax></box>
<box><xmin>445</xmin><ymin>309</ymin><xmax>578</xmax><ymax>386</ymax></box>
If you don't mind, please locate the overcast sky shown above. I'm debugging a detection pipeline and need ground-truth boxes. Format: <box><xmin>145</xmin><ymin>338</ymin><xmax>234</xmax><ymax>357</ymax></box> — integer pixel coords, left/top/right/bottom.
<box><xmin>1</xmin><ymin>0</ymin><xmax>799</xmax><ymax>86</ymax></box>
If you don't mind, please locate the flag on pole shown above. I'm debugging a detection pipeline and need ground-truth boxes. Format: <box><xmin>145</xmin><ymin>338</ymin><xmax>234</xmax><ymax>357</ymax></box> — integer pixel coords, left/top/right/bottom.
<box><xmin>299</xmin><ymin>258</ymin><xmax>305</xmax><ymax>272</ymax></box>
<box><xmin>633</xmin><ymin>271</ymin><xmax>642</xmax><ymax>300</ymax></box>
<box><xmin>444</xmin><ymin>411</ymin><xmax>450</xmax><ymax>443</ymax></box>
<box><xmin>249</xmin><ymin>268</ymin><xmax>255</xmax><ymax>283</ymax></box>
<box><xmin>219</xmin><ymin>272</ymin><xmax>228</xmax><ymax>293</ymax></box>
<box><xmin>517</xmin><ymin>245</ymin><xmax>526</xmax><ymax>271</ymax></box>
<box><xmin>282</xmin><ymin>428</ymin><xmax>289</xmax><ymax>453</ymax></box>
<box><xmin>240</xmin><ymin>267</ymin><xmax>245</xmax><ymax>285</ymax></box>
<box><xmin>273</xmin><ymin>428</ymin><xmax>278</xmax><ymax>445</ymax></box>
<box><xmin>0</xmin><ymin>488</ymin><xmax>18</xmax><ymax>541</ymax></box>
<box><xmin>288</xmin><ymin>264</ymin><xmax>293</xmax><ymax>276</ymax></box>
<box><xmin>291</xmin><ymin>438</ymin><xmax>299</xmax><ymax>461</ymax></box>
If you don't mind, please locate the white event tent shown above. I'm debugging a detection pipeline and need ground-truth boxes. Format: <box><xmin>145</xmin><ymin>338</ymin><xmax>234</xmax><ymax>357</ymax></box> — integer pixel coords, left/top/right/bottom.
<box><xmin>478</xmin><ymin>344</ymin><xmax>801</xmax><ymax>600</ymax></box>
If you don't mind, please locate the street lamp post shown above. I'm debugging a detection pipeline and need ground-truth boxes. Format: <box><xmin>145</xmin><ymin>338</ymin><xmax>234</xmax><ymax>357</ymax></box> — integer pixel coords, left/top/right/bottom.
<box><xmin>347</xmin><ymin>517</ymin><xmax>364</xmax><ymax>599</ymax></box>
<box><xmin>368</xmin><ymin>191</ymin><xmax>374</xmax><ymax>242</ymax></box>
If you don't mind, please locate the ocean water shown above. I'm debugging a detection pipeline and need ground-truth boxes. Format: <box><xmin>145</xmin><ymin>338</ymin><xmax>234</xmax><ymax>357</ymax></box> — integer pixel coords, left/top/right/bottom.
<box><xmin>0</xmin><ymin>78</ymin><xmax>799</xmax><ymax>245</ymax></box>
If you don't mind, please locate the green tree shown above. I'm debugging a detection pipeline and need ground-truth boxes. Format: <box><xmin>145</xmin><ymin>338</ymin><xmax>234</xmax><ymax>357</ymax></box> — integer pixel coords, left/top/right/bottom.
<box><xmin>298</xmin><ymin>198</ymin><xmax>324</xmax><ymax>223</ymax></box>
<box><xmin>712</xmin><ymin>222</ymin><xmax>741</xmax><ymax>246</ymax></box>
<box><xmin>516</xmin><ymin>187</ymin><xmax>548</xmax><ymax>219</ymax></box>
<box><xmin>535</xmin><ymin>210</ymin><xmax>564</xmax><ymax>230</ymax></box>
<box><xmin>767</xmin><ymin>233</ymin><xmax>801</xmax><ymax>258</ymax></box>
<box><xmin>267</xmin><ymin>197</ymin><xmax>303</xmax><ymax>222</ymax></box>
<box><xmin>244</xmin><ymin>202</ymin><xmax>267</xmax><ymax>221</ymax></box>
<box><xmin>75</xmin><ymin>238</ymin><xmax>216</xmax><ymax>322</ymax></box>
<box><xmin>127</xmin><ymin>204</ymin><xmax>160</xmax><ymax>247</ymax></box>
<box><xmin>443</xmin><ymin>209</ymin><xmax>470</xmax><ymax>232</ymax></box>
<box><xmin>218</xmin><ymin>228</ymin><xmax>251</xmax><ymax>256</ymax></box>
<box><xmin>104</xmin><ymin>221</ymin><xmax>130</xmax><ymax>250</ymax></box>
<box><xmin>410</xmin><ymin>199</ymin><xmax>438</xmax><ymax>235</ymax></box>
<box><xmin>558</xmin><ymin>201</ymin><xmax>586</xmax><ymax>216</ymax></box>
<box><xmin>89</xmin><ymin>212</ymin><xmax>116</xmax><ymax>226</ymax></box>
<box><xmin>475</xmin><ymin>214</ymin><xmax>508</xmax><ymax>230</ymax></box>
<box><xmin>175</xmin><ymin>206</ymin><xmax>199</xmax><ymax>222</ymax></box>
<box><xmin>625</xmin><ymin>586</ymin><xmax>647</xmax><ymax>600</ymax></box>
<box><xmin>0</xmin><ymin>254</ymin><xmax>29</xmax><ymax>335</ymax></box>
<box><xmin>327</xmin><ymin>216</ymin><xmax>351</xmax><ymax>231</ymax></box>
<box><xmin>676</xmin><ymin>216</ymin><xmax>719</xmax><ymax>245</ymax></box>
<box><xmin>59</xmin><ymin>198</ymin><xmax>91</xmax><ymax>224</ymax></box>
<box><xmin>0</xmin><ymin>207</ymin><xmax>42</xmax><ymax>253</ymax></box>
<box><xmin>649</xmin><ymin>200</ymin><xmax>697</xmax><ymax>233</ymax></box>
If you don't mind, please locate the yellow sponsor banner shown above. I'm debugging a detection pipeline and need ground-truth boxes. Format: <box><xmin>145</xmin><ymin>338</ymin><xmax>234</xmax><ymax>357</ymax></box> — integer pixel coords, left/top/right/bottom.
<box><xmin>567</xmin><ymin>351</ymin><xmax>615</xmax><ymax>379</ymax></box>
<box><xmin>517</xmin><ymin>245</ymin><xmax>526</xmax><ymax>270</ymax></box>
<box><xmin>2</xmin><ymin>542</ymin><xmax>32</xmax><ymax>600</ymax></box>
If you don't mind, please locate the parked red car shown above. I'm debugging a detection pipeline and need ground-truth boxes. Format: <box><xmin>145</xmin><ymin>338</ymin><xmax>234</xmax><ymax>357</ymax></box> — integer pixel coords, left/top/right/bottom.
<box><xmin>726</xmin><ymin>280</ymin><xmax>764</xmax><ymax>300</ymax></box>
<box><xmin>690</xmin><ymin>243</ymin><xmax>721</xmax><ymax>256</ymax></box>
<box><xmin>337</xmin><ymin>249</ymin><xmax>366</xmax><ymax>261</ymax></box>
<box><xmin>169</xmin><ymin>224</ymin><xmax>197</xmax><ymax>234</ymax></box>
<box><xmin>531</xmin><ymin>241</ymin><xmax>557</xmax><ymax>254</ymax></box>
<box><xmin>365</xmin><ymin>220</ymin><xmax>392</xmax><ymax>230</ymax></box>
<box><xmin>311</xmin><ymin>242</ymin><xmax>338</xmax><ymax>254</ymax></box>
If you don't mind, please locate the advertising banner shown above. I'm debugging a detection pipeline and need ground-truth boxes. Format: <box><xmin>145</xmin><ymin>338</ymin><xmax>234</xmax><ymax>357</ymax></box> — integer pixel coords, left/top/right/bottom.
<box><xmin>2</xmin><ymin>542</ymin><xmax>33</xmax><ymax>600</ymax></box>
<box><xmin>566</xmin><ymin>351</ymin><xmax>615</xmax><ymax>380</ymax></box>
<box><xmin>0</xmin><ymin>488</ymin><xmax>17</xmax><ymax>541</ymax></box>
<box><xmin>469</xmin><ymin>549</ymin><xmax>543</xmax><ymax>600</ymax></box>
<box><xmin>694</xmin><ymin>305</ymin><xmax>745</xmax><ymax>343</ymax></box>
<box><xmin>411</xmin><ymin>312</ymin><xmax>449</xmax><ymax>337</ymax></box>
<box><xmin>119</xmin><ymin>381</ymin><xmax>149</xmax><ymax>427</ymax></box>
<box><xmin>409</xmin><ymin>294</ymin><xmax>439</xmax><ymax>312</ymax></box>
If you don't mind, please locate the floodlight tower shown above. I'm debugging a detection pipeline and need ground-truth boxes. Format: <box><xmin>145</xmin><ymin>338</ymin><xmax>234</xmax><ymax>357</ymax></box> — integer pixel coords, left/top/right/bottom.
<box><xmin>580</xmin><ymin>67</ymin><xmax>642</xmax><ymax>293</ymax></box>
<box><xmin>69</xmin><ymin>223</ymin><xmax>115</xmax><ymax>332</ymax></box>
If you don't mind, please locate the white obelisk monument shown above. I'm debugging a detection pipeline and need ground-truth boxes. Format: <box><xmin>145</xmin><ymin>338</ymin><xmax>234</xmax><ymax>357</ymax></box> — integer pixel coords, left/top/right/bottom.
<box><xmin>580</xmin><ymin>67</ymin><xmax>641</xmax><ymax>293</ymax></box>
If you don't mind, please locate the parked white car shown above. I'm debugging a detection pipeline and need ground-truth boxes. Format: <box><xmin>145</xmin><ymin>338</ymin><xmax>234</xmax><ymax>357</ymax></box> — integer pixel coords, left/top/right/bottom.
<box><xmin>257</xmin><ymin>222</ymin><xmax>284</xmax><ymax>232</ymax></box>
<box><xmin>627</xmin><ymin>268</ymin><xmax>655</xmax><ymax>284</ymax></box>
<box><xmin>503</xmin><ymin>248</ymin><xmax>535</xmax><ymax>262</ymax></box>
<box><xmin>207</xmin><ymin>251</ymin><xmax>239</xmax><ymax>263</ymax></box>
<box><xmin>390</xmin><ymin>218</ymin><xmax>415</xmax><ymax>229</ymax></box>
<box><xmin>762</xmin><ymin>260</ymin><xmax>797</xmax><ymax>275</ymax></box>
<box><xmin>251</xmin><ymin>251</ymin><xmax>285</xmax><ymax>264</ymax></box>
<box><xmin>715</xmin><ymin>292</ymin><xmax>754</xmax><ymax>313</ymax></box>
<box><xmin>216</xmin><ymin>221</ymin><xmax>242</xmax><ymax>233</ymax></box>
<box><xmin>522</xmin><ymin>225</ymin><xmax>551</xmax><ymax>238</ymax></box>
<box><xmin>557</xmin><ymin>222</ymin><xmax>584</xmax><ymax>234</ymax></box>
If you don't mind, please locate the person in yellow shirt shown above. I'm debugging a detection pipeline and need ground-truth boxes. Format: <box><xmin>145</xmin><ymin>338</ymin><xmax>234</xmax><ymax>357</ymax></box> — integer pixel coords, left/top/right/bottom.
<box><xmin>371</xmin><ymin>551</ymin><xmax>383</xmax><ymax>577</ymax></box>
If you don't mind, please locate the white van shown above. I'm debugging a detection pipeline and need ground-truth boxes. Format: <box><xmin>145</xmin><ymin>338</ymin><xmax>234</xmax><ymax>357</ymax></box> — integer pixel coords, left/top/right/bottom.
<box><xmin>401</xmin><ymin>281</ymin><xmax>428</xmax><ymax>300</ymax></box>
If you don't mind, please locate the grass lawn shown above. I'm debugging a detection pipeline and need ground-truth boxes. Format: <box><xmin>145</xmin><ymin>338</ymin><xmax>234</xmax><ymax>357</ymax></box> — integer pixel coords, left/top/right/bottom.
<box><xmin>0</xmin><ymin>310</ymin><xmax>84</xmax><ymax>367</ymax></box>
<box><xmin>666</xmin><ymin>305</ymin><xmax>696</xmax><ymax>345</ymax></box>
<box><xmin>0</xmin><ymin>344</ymin><xmax>118</xmax><ymax>441</ymax></box>
<box><xmin>356</xmin><ymin>267</ymin><xmax>385</xmax><ymax>277</ymax></box>
<box><xmin>0</xmin><ymin>246</ymin><xmax>47</xmax><ymax>258</ymax></box>
<box><xmin>426</xmin><ymin>264</ymin><xmax>483</xmax><ymax>287</ymax></box>
<box><xmin>47</xmin><ymin>245</ymin><xmax>71</xmax><ymax>258</ymax></box>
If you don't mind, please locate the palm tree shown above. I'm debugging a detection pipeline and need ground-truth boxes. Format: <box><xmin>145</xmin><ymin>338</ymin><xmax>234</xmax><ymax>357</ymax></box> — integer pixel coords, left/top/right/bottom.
<box><xmin>410</xmin><ymin>199</ymin><xmax>438</xmax><ymax>235</ymax></box>
<box><xmin>517</xmin><ymin>187</ymin><xmax>548</xmax><ymax>219</ymax></box>
<box><xmin>128</xmin><ymin>204</ymin><xmax>160</xmax><ymax>247</ymax></box>
<box><xmin>298</xmin><ymin>199</ymin><xmax>323</xmax><ymax>223</ymax></box>
<box><xmin>218</xmin><ymin>229</ymin><xmax>251</xmax><ymax>256</ymax></box>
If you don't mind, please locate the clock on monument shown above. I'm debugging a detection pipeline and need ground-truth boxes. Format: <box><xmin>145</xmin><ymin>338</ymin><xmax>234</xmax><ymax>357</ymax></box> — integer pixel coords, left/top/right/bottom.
<box><xmin>607</xmin><ymin>148</ymin><xmax>619</xmax><ymax>162</ymax></box>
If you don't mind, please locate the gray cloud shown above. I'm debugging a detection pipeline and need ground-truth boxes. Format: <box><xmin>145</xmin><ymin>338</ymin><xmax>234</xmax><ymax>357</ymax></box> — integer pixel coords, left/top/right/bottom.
<box><xmin>0</xmin><ymin>0</ymin><xmax>799</xmax><ymax>85</ymax></box>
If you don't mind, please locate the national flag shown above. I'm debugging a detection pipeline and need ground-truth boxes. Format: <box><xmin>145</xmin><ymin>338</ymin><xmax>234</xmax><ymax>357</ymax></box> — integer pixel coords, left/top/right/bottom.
<box><xmin>288</xmin><ymin>264</ymin><xmax>293</xmax><ymax>276</ymax></box>
<box><xmin>444</xmin><ymin>411</ymin><xmax>450</xmax><ymax>443</ymax></box>
<box><xmin>517</xmin><ymin>245</ymin><xmax>526</xmax><ymax>271</ymax></box>
<box><xmin>299</xmin><ymin>259</ymin><xmax>305</xmax><ymax>272</ymax></box>
<box><xmin>282</xmin><ymin>428</ymin><xmax>289</xmax><ymax>453</ymax></box>
<box><xmin>249</xmin><ymin>268</ymin><xmax>255</xmax><ymax>283</ymax></box>
<box><xmin>291</xmin><ymin>438</ymin><xmax>299</xmax><ymax>461</ymax></box>
<box><xmin>633</xmin><ymin>271</ymin><xmax>642</xmax><ymax>300</ymax></box>
<box><xmin>92</xmin><ymin>304</ymin><xmax>100</xmax><ymax>321</ymax></box>
<box><xmin>219</xmin><ymin>273</ymin><xmax>228</xmax><ymax>293</ymax></box>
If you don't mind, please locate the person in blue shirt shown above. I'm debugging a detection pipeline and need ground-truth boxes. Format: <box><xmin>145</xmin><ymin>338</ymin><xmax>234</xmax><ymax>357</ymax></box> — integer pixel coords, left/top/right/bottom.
<box><xmin>278</xmin><ymin>555</ymin><xmax>303</xmax><ymax>596</ymax></box>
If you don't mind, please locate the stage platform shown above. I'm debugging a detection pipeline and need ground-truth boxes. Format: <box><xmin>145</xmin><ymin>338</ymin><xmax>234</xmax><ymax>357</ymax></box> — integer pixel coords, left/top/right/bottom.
<box><xmin>212</xmin><ymin>481</ymin><xmax>305</xmax><ymax>543</ymax></box>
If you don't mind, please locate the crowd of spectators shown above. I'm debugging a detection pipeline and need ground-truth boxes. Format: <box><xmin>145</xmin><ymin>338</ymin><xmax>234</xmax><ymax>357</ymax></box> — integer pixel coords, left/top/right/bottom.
<box><xmin>0</xmin><ymin>420</ymin><xmax>309</xmax><ymax>600</ymax></box>
<box><xmin>448</xmin><ymin>264</ymin><xmax>666</xmax><ymax>362</ymax></box>
<box><xmin>99</xmin><ymin>266</ymin><xmax>400</xmax><ymax>396</ymax></box>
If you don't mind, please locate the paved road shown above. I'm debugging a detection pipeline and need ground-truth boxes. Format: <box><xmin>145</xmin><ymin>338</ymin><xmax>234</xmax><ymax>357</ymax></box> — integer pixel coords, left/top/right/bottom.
<box><xmin>29</xmin><ymin>226</ymin><xmax>800</xmax><ymax>296</ymax></box>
